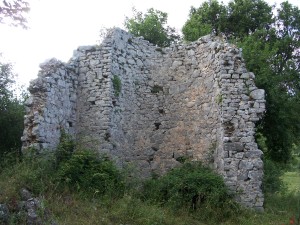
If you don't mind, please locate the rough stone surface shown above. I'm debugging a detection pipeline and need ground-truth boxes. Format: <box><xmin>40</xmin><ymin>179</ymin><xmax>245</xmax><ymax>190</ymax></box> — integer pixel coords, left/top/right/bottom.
<box><xmin>22</xmin><ymin>28</ymin><xmax>266</xmax><ymax>210</ymax></box>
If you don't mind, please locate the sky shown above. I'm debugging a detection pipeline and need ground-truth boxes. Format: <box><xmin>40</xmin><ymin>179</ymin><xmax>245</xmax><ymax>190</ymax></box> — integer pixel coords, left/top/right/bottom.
<box><xmin>0</xmin><ymin>0</ymin><xmax>300</xmax><ymax>87</ymax></box>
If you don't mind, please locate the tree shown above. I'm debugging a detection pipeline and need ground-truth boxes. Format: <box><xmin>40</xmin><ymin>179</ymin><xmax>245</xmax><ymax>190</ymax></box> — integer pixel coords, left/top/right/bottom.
<box><xmin>239</xmin><ymin>2</ymin><xmax>300</xmax><ymax>162</ymax></box>
<box><xmin>0</xmin><ymin>0</ymin><xmax>29</xmax><ymax>164</ymax></box>
<box><xmin>182</xmin><ymin>0</ymin><xmax>273</xmax><ymax>41</ymax></box>
<box><xmin>0</xmin><ymin>60</ymin><xmax>25</xmax><ymax>160</ymax></box>
<box><xmin>0</xmin><ymin>0</ymin><xmax>30</xmax><ymax>28</ymax></box>
<box><xmin>227</xmin><ymin>0</ymin><xmax>273</xmax><ymax>38</ymax></box>
<box><xmin>182</xmin><ymin>0</ymin><xmax>228</xmax><ymax>41</ymax></box>
<box><xmin>124</xmin><ymin>8</ymin><xmax>180</xmax><ymax>47</ymax></box>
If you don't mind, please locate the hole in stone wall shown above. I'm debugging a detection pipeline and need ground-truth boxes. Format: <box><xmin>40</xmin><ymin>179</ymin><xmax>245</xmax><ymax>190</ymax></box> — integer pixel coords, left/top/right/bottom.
<box><xmin>104</xmin><ymin>132</ymin><xmax>111</xmax><ymax>141</ymax></box>
<box><xmin>158</xmin><ymin>109</ymin><xmax>165</xmax><ymax>114</ymax></box>
<box><xmin>223</xmin><ymin>60</ymin><xmax>230</xmax><ymax>66</ymax></box>
<box><xmin>90</xmin><ymin>101</ymin><xmax>96</xmax><ymax>105</ymax></box>
<box><xmin>154</xmin><ymin>122</ymin><xmax>161</xmax><ymax>130</ymax></box>
<box><xmin>223</xmin><ymin>121</ymin><xmax>235</xmax><ymax>136</ymax></box>
<box><xmin>68</xmin><ymin>122</ymin><xmax>73</xmax><ymax>127</ymax></box>
<box><xmin>151</xmin><ymin>146</ymin><xmax>159</xmax><ymax>151</ymax></box>
<box><xmin>112</xmin><ymin>100</ymin><xmax>116</xmax><ymax>107</ymax></box>
<box><xmin>151</xmin><ymin>85</ymin><xmax>163</xmax><ymax>94</ymax></box>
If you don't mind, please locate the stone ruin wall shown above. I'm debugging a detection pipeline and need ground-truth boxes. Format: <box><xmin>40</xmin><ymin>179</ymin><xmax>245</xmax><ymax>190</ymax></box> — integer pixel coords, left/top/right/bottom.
<box><xmin>22</xmin><ymin>28</ymin><xmax>266</xmax><ymax>210</ymax></box>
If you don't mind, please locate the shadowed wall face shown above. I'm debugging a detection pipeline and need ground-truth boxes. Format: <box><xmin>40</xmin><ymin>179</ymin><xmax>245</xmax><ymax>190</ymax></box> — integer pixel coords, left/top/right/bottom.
<box><xmin>22</xmin><ymin>28</ymin><xmax>265</xmax><ymax>210</ymax></box>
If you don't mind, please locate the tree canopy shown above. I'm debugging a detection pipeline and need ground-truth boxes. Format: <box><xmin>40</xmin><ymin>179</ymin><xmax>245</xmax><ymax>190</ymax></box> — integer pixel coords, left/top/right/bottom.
<box><xmin>182</xmin><ymin>0</ymin><xmax>273</xmax><ymax>41</ymax></box>
<box><xmin>0</xmin><ymin>0</ymin><xmax>30</xmax><ymax>28</ymax></box>
<box><xmin>124</xmin><ymin>8</ymin><xmax>179</xmax><ymax>47</ymax></box>
<box><xmin>0</xmin><ymin>0</ymin><xmax>29</xmax><ymax>161</ymax></box>
<box><xmin>0</xmin><ymin>59</ymin><xmax>25</xmax><ymax>159</ymax></box>
<box><xmin>182</xmin><ymin>0</ymin><xmax>228</xmax><ymax>41</ymax></box>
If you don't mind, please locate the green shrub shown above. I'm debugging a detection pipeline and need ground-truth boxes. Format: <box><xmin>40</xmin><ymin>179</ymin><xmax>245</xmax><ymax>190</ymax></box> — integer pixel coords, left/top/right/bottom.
<box><xmin>143</xmin><ymin>162</ymin><xmax>237</xmax><ymax>218</ymax></box>
<box><xmin>263</xmin><ymin>159</ymin><xmax>285</xmax><ymax>194</ymax></box>
<box><xmin>55</xmin><ymin>130</ymin><xmax>75</xmax><ymax>166</ymax></box>
<box><xmin>0</xmin><ymin>149</ymin><xmax>56</xmax><ymax>200</ymax></box>
<box><xmin>56</xmin><ymin>149</ymin><xmax>124</xmax><ymax>197</ymax></box>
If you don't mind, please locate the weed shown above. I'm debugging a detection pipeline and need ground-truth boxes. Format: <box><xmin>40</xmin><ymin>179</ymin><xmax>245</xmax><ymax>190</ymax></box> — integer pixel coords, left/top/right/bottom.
<box><xmin>55</xmin><ymin>130</ymin><xmax>75</xmax><ymax>166</ymax></box>
<box><xmin>56</xmin><ymin>149</ymin><xmax>124</xmax><ymax>197</ymax></box>
<box><xmin>216</xmin><ymin>94</ymin><xmax>223</xmax><ymax>104</ymax></box>
<box><xmin>112</xmin><ymin>75</ymin><xmax>122</xmax><ymax>97</ymax></box>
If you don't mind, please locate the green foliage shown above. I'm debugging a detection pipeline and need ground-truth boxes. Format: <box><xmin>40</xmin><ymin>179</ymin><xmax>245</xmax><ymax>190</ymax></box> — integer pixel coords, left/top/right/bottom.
<box><xmin>112</xmin><ymin>75</ymin><xmax>121</xmax><ymax>97</ymax></box>
<box><xmin>263</xmin><ymin>159</ymin><xmax>285</xmax><ymax>194</ymax></box>
<box><xmin>124</xmin><ymin>8</ymin><xmax>180</xmax><ymax>47</ymax></box>
<box><xmin>182</xmin><ymin>0</ymin><xmax>228</xmax><ymax>41</ymax></box>
<box><xmin>0</xmin><ymin>60</ymin><xmax>25</xmax><ymax>164</ymax></box>
<box><xmin>227</xmin><ymin>0</ymin><xmax>273</xmax><ymax>38</ymax></box>
<box><xmin>141</xmin><ymin>162</ymin><xmax>238</xmax><ymax>221</ymax></box>
<box><xmin>0</xmin><ymin>150</ymin><xmax>56</xmax><ymax>201</ymax></box>
<box><xmin>55</xmin><ymin>130</ymin><xmax>76</xmax><ymax>166</ymax></box>
<box><xmin>1</xmin><ymin>148</ymin><xmax>299</xmax><ymax>224</ymax></box>
<box><xmin>238</xmin><ymin>2</ymin><xmax>300</xmax><ymax>162</ymax></box>
<box><xmin>182</xmin><ymin>0</ymin><xmax>272</xmax><ymax>41</ymax></box>
<box><xmin>56</xmin><ymin>149</ymin><xmax>124</xmax><ymax>197</ymax></box>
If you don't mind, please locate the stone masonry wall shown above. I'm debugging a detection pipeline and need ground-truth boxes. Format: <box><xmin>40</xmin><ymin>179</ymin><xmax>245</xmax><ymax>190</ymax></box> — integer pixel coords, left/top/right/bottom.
<box><xmin>22</xmin><ymin>28</ymin><xmax>265</xmax><ymax>210</ymax></box>
<box><xmin>22</xmin><ymin>59</ymin><xmax>78</xmax><ymax>151</ymax></box>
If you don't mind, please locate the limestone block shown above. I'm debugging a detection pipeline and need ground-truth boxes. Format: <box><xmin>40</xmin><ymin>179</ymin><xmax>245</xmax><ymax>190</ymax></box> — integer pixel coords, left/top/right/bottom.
<box><xmin>250</xmin><ymin>89</ymin><xmax>265</xmax><ymax>100</ymax></box>
<box><xmin>239</xmin><ymin>160</ymin><xmax>253</xmax><ymax>170</ymax></box>
<box><xmin>248</xmin><ymin>170</ymin><xmax>263</xmax><ymax>180</ymax></box>
<box><xmin>172</xmin><ymin>60</ymin><xmax>183</xmax><ymax>68</ymax></box>
<box><xmin>224</xmin><ymin>143</ymin><xmax>244</xmax><ymax>152</ymax></box>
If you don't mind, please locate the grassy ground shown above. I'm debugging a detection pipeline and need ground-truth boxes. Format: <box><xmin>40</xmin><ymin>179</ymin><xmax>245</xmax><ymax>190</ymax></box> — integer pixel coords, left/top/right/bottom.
<box><xmin>0</xmin><ymin>155</ymin><xmax>299</xmax><ymax>225</ymax></box>
<box><xmin>282</xmin><ymin>171</ymin><xmax>300</xmax><ymax>192</ymax></box>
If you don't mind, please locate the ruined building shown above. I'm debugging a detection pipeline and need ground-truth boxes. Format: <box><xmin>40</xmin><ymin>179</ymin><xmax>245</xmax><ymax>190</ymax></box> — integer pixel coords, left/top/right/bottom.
<box><xmin>22</xmin><ymin>28</ymin><xmax>266</xmax><ymax>210</ymax></box>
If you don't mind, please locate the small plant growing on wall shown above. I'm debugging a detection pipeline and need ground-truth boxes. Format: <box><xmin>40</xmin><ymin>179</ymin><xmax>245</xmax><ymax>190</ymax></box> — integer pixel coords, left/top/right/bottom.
<box><xmin>112</xmin><ymin>75</ymin><xmax>122</xmax><ymax>97</ymax></box>
<box><xmin>216</xmin><ymin>94</ymin><xmax>223</xmax><ymax>104</ymax></box>
<box><xmin>151</xmin><ymin>85</ymin><xmax>163</xmax><ymax>94</ymax></box>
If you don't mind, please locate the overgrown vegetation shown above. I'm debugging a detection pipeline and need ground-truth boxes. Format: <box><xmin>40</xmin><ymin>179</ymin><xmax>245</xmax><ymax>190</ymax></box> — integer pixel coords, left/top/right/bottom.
<box><xmin>112</xmin><ymin>75</ymin><xmax>121</xmax><ymax>97</ymax></box>
<box><xmin>141</xmin><ymin>162</ymin><xmax>239</xmax><ymax>222</ymax></box>
<box><xmin>0</xmin><ymin>133</ymin><xmax>299</xmax><ymax>224</ymax></box>
<box><xmin>124</xmin><ymin>7</ymin><xmax>180</xmax><ymax>47</ymax></box>
<box><xmin>0</xmin><ymin>59</ymin><xmax>26</xmax><ymax>168</ymax></box>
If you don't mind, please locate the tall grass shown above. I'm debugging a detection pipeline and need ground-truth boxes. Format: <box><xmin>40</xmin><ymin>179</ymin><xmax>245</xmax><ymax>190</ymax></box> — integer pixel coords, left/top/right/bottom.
<box><xmin>0</xmin><ymin>136</ymin><xmax>299</xmax><ymax>225</ymax></box>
